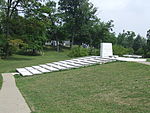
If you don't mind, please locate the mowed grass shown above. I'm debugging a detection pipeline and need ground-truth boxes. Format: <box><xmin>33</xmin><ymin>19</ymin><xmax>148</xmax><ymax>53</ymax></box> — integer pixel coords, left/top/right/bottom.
<box><xmin>0</xmin><ymin>75</ymin><xmax>2</xmax><ymax>89</ymax></box>
<box><xmin>0</xmin><ymin>50</ymin><xmax>70</xmax><ymax>73</ymax></box>
<box><xmin>16</xmin><ymin>62</ymin><xmax>150</xmax><ymax>113</ymax></box>
<box><xmin>0</xmin><ymin>49</ymin><xmax>70</xmax><ymax>89</ymax></box>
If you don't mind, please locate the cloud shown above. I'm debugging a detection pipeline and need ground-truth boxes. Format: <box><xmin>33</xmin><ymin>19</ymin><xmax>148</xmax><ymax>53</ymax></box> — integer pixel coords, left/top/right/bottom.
<box><xmin>90</xmin><ymin>0</ymin><xmax>150</xmax><ymax>36</ymax></box>
<box><xmin>90</xmin><ymin>0</ymin><xmax>129</xmax><ymax>11</ymax></box>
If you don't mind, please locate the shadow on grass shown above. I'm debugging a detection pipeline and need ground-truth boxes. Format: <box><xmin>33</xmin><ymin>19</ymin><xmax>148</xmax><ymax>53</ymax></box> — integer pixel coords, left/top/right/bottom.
<box><xmin>44</xmin><ymin>46</ymin><xmax>70</xmax><ymax>52</ymax></box>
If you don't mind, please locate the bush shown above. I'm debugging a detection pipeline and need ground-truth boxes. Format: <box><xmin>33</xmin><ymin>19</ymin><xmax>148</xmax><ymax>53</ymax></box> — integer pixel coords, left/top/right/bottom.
<box><xmin>145</xmin><ymin>52</ymin><xmax>150</xmax><ymax>58</ymax></box>
<box><xmin>68</xmin><ymin>46</ymin><xmax>89</xmax><ymax>57</ymax></box>
<box><xmin>113</xmin><ymin>45</ymin><xmax>134</xmax><ymax>56</ymax></box>
<box><xmin>88</xmin><ymin>47</ymin><xmax>100</xmax><ymax>56</ymax></box>
<box><xmin>135</xmin><ymin>48</ymin><xmax>145</xmax><ymax>55</ymax></box>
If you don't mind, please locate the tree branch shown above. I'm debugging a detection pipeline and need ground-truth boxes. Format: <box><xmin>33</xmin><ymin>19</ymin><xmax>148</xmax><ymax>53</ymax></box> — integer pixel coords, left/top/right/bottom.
<box><xmin>10</xmin><ymin>0</ymin><xmax>21</xmax><ymax>18</ymax></box>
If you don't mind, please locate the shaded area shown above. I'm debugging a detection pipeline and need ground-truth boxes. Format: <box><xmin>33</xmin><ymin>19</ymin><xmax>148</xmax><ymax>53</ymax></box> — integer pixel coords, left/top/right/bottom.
<box><xmin>16</xmin><ymin>62</ymin><xmax>150</xmax><ymax>113</ymax></box>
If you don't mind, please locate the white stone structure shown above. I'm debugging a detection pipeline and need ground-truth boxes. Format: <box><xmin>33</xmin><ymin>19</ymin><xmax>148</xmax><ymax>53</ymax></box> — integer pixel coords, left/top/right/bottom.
<box><xmin>100</xmin><ymin>43</ymin><xmax>113</xmax><ymax>58</ymax></box>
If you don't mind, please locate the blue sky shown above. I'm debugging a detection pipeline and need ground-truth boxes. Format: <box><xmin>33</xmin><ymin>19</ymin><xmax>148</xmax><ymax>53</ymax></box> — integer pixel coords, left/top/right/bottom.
<box><xmin>90</xmin><ymin>0</ymin><xmax>150</xmax><ymax>37</ymax></box>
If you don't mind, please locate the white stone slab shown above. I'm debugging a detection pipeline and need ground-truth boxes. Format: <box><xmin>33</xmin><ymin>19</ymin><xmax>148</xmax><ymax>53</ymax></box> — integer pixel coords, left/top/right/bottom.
<box><xmin>16</xmin><ymin>68</ymin><xmax>33</xmax><ymax>76</ymax></box>
<box><xmin>100</xmin><ymin>43</ymin><xmax>113</xmax><ymax>58</ymax></box>
<box><xmin>53</xmin><ymin>62</ymin><xmax>75</xmax><ymax>68</ymax></box>
<box><xmin>32</xmin><ymin>66</ymin><xmax>50</xmax><ymax>73</ymax></box>
<box><xmin>82</xmin><ymin>60</ymin><xmax>97</xmax><ymax>64</ymax></box>
<box><xmin>123</xmin><ymin>55</ymin><xmax>142</xmax><ymax>58</ymax></box>
<box><xmin>116</xmin><ymin>57</ymin><xmax>147</xmax><ymax>62</ymax></box>
<box><xmin>47</xmin><ymin>63</ymin><xmax>67</xmax><ymax>70</ymax></box>
<box><xmin>40</xmin><ymin>65</ymin><xmax>59</xmax><ymax>71</ymax></box>
<box><xmin>88</xmin><ymin>59</ymin><xmax>107</xmax><ymax>64</ymax></box>
<box><xmin>25</xmin><ymin>67</ymin><xmax>42</xmax><ymax>74</ymax></box>
<box><xmin>60</xmin><ymin>61</ymin><xmax>83</xmax><ymax>67</ymax></box>
<box><xmin>71</xmin><ymin>60</ymin><xmax>90</xmax><ymax>65</ymax></box>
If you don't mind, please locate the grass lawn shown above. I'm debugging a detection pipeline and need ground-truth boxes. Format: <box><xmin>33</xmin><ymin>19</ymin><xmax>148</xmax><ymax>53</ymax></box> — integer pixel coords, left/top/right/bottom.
<box><xmin>0</xmin><ymin>75</ymin><xmax>2</xmax><ymax>89</ymax></box>
<box><xmin>0</xmin><ymin>49</ymin><xmax>70</xmax><ymax>89</ymax></box>
<box><xmin>16</xmin><ymin>62</ymin><xmax>150</xmax><ymax>113</ymax></box>
<box><xmin>147</xmin><ymin>58</ymin><xmax>150</xmax><ymax>62</ymax></box>
<box><xmin>0</xmin><ymin>50</ymin><xmax>70</xmax><ymax>73</ymax></box>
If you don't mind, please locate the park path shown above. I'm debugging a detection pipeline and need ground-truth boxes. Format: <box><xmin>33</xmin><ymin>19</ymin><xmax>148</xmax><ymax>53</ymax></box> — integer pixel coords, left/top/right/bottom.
<box><xmin>137</xmin><ymin>61</ymin><xmax>150</xmax><ymax>65</ymax></box>
<box><xmin>0</xmin><ymin>73</ymin><xmax>31</xmax><ymax>113</ymax></box>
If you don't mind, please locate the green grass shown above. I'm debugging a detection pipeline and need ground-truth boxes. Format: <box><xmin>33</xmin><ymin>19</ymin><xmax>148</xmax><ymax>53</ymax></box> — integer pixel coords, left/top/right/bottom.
<box><xmin>0</xmin><ymin>75</ymin><xmax>2</xmax><ymax>89</ymax></box>
<box><xmin>147</xmin><ymin>58</ymin><xmax>150</xmax><ymax>62</ymax></box>
<box><xmin>0</xmin><ymin>49</ymin><xmax>70</xmax><ymax>89</ymax></box>
<box><xmin>0</xmin><ymin>50</ymin><xmax>70</xmax><ymax>73</ymax></box>
<box><xmin>16</xmin><ymin>62</ymin><xmax>150</xmax><ymax>113</ymax></box>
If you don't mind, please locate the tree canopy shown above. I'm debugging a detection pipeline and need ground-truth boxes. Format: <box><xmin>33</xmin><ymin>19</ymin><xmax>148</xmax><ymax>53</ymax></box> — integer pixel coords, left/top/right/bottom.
<box><xmin>0</xmin><ymin>0</ymin><xmax>150</xmax><ymax>58</ymax></box>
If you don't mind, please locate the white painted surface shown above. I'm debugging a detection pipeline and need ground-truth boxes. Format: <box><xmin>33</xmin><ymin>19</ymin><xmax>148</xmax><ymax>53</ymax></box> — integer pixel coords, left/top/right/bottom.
<box><xmin>100</xmin><ymin>43</ymin><xmax>113</xmax><ymax>58</ymax></box>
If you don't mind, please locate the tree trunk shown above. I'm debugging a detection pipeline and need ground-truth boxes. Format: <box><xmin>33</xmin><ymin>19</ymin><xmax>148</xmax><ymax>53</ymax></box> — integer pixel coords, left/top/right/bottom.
<box><xmin>56</xmin><ymin>37</ymin><xmax>60</xmax><ymax>52</ymax></box>
<box><xmin>70</xmin><ymin>35</ymin><xmax>74</xmax><ymax>49</ymax></box>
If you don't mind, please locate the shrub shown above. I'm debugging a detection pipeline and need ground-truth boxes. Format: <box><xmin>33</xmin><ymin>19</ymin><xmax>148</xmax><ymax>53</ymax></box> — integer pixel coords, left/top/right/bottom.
<box><xmin>135</xmin><ymin>48</ymin><xmax>145</xmax><ymax>55</ymax></box>
<box><xmin>68</xmin><ymin>46</ymin><xmax>89</xmax><ymax>57</ymax></box>
<box><xmin>145</xmin><ymin>52</ymin><xmax>150</xmax><ymax>58</ymax></box>
<box><xmin>113</xmin><ymin>45</ymin><xmax>133</xmax><ymax>56</ymax></box>
<box><xmin>88</xmin><ymin>47</ymin><xmax>100</xmax><ymax>56</ymax></box>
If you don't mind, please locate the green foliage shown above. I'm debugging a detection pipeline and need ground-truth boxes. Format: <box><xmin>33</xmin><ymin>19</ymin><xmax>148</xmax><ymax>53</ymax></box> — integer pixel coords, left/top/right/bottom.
<box><xmin>117</xmin><ymin>30</ymin><xmax>136</xmax><ymax>48</ymax></box>
<box><xmin>113</xmin><ymin>45</ymin><xmax>133</xmax><ymax>56</ymax></box>
<box><xmin>9</xmin><ymin>39</ymin><xmax>27</xmax><ymax>53</ymax></box>
<box><xmin>133</xmin><ymin>35</ymin><xmax>145</xmax><ymax>52</ymax></box>
<box><xmin>68</xmin><ymin>46</ymin><xmax>89</xmax><ymax>57</ymax></box>
<box><xmin>145</xmin><ymin>52</ymin><xmax>150</xmax><ymax>58</ymax></box>
<box><xmin>135</xmin><ymin>48</ymin><xmax>145</xmax><ymax>55</ymax></box>
<box><xmin>146</xmin><ymin>29</ymin><xmax>150</xmax><ymax>40</ymax></box>
<box><xmin>59</xmin><ymin>0</ymin><xmax>98</xmax><ymax>46</ymax></box>
<box><xmin>88</xmin><ymin>47</ymin><xmax>100</xmax><ymax>56</ymax></box>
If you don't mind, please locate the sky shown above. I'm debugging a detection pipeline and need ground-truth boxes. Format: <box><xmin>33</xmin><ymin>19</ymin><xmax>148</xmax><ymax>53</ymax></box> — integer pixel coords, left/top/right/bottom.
<box><xmin>89</xmin><ymin>0</ymin><xmax>150</xmax><ymax>37</ymax></box>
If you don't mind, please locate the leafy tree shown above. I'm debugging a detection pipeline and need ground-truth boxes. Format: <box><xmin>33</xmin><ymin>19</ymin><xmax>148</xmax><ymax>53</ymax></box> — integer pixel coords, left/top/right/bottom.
<box><xmin>133</xmin><ymin>35</ymin><xmax>145</xmax><ymax>52</ymax></box>
<box><xmin>44</xmin><ymin>1</ymin><xmax>66</xmax><ymax>52</ymax></box>
<box><xmin>58</xmin><ymin>0</ymin><xmax>98</xmax><ymax>47</ymax></box>
<box><xmin>146</xmin><ymin>29</ymin><xmax>150</xmax><ymax>57</ymax></box>
<box><xmin>117</xmin><ymin>30</ymin><xmax>135</xmax><ymax>48</ymax></box>
<box><xmin>23</xmin><ymin>18</ymin><xmax>46</xmax><ymax>55</ymax></box>
<box><xmin>146</xmin><ymin>29</ymin><xmax>150</xmax><ymax>40</ymax></box>
<box><xmin>0</xmin><ymin>0</ymin><xmax>23</xmax><ymax>58</ymax></box>
<box><xmin>88</xmin><ymin>20</ymin><xmax>116</xmax><ymax>48</ymax></box>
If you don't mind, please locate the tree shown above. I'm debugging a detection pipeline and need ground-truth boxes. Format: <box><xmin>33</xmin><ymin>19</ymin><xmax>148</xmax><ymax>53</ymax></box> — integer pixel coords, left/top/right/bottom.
<box><xmin>44</xmin><ymin>1</ymin><xmax>65</xmax><ymax>52</ymax></box>
<box><xmin>117</xmin><ymin>30</ymin><xmax>136</xmax><ymax>48</ymax></box>
<box><xmin>88</xmin><ymin>20</ymin><xmax>116</xmax><ymax>48</ymax></box>
<box><xmin>58</xmin><ymin>0</ymin><xmax>98</xmax><ymax>47</ymax></box>
<box><xmin>146</xmin><ymin>29</ymin><xmax>150</xmax><ymax>57</ymax></box>
<box><xmin>0</xmin><ymin>0</ymin><xmax>23</xmax><ymax>58</ymax></box>
<box><xmin>133</xmin><ymin>35</ymin><xmax>144</xmax><ymax>53</ymax></box>
<box><xmin>146</xmin><ymin>29</ymin><xmax>150</xmax><ymax>40</ymax></box>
